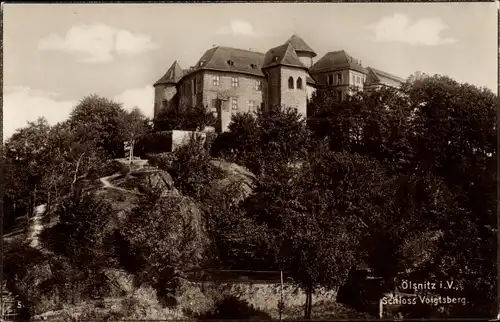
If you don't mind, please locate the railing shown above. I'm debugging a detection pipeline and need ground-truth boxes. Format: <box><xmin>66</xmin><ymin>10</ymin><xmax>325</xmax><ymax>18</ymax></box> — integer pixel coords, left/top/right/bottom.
<box><xmin>1</xmin><ymin>298</ymin><xmax>21</xmax><ymax>321</ymax></box>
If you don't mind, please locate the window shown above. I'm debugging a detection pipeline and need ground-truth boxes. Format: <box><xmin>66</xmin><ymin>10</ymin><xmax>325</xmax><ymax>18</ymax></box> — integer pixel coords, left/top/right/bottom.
<box><xmin>248</xmin><ymin>100</ymin><xmax>256</xmax><ymax>112</ymax></box>
<box><xmin>296</xmin><ymin>77</ymin><xmax>303</xmax><ymax>90</ymax></box>
<box><xmin>213</xmin><ymin>75</ymin><xmax>220</xmax><ymax>86</ymax></box>
<box><xmin>336</xmin><ymin>73</ymin><xmax>342</xmax><ymax>85</ymax></box>
<box><xmin>288</xmin><ymin>76</ymin><xmax>294</xmax><ymax>89</ymax></box>
<box><xmin>328</xmin><ymin>74</ymin><xmax>334</xmax><ymax>85</ymax></box>
<box><xmin>356</xmin><ymin>76</ymin><xmax>360</xmax><ymax>84</ymax></box>
<box><xmin>337</xmin><ymin>90</ymin><xmax>343</xmax><ymax>102</ymax></box>
<box><xmin>192</xmin><ymin>79</ymin><xmax>197</xmax><ymax>94</ymax></box>
<box><xmin>232</xmin><ymin>98</ymin><xmax>238</xmax><ymax>111</ymax></box>
<box><xmin>255</xmin><ymin>80</ymin><xmax>262</xmax><ymax>91</ymax></box>
<box><xmin>352</xmin><ymin>75</ymin><xmax>355</xmax><ymax>84</ymax></box>
<box><xmin>231</xmin><ymin>77</ymin><xmax>239</xmax><ymax>88</ymax></box>
<box><xmin>211</xmin><ymin>99</ymin><xmax>219</xmax><ymax>117</ymax></box>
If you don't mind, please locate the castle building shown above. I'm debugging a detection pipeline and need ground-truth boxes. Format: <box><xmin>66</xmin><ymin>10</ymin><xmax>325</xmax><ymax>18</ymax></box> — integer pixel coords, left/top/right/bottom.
<box><xmin>153</xmin><ymin>34</ymin><xmax>405</xmax><ymax>132</ymax></box>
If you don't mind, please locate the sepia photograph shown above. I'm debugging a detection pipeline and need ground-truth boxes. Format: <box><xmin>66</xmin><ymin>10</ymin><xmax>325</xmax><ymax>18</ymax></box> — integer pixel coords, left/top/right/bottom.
<box><xmin>2</xmin><ymin>2</ymin><xmax>497</xmax><ymax>320</ymax></box>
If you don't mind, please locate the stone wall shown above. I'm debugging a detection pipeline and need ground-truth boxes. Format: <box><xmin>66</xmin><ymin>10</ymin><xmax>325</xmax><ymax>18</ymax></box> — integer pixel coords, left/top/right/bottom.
<box><xmin>180</xmin><ymin>281</ymin><xmax>337</xmax><ymax>319</ymax></box>
<box><xmin>171</xmin><ymin>130</ymin><xmax>206</xmax><ymax>151</ymax></box>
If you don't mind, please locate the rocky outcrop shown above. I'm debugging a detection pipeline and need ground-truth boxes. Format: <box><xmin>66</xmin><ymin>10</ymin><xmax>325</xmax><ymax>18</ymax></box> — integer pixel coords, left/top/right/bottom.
<box><xmin>209</xmin><ymin>159</ymin><xmax>256</xmax><ymax>204</ymax></box>
<box><xmin>139</xmin><ymin>170</ymin><xmax>178</xmax><ymax>196</ymax></box>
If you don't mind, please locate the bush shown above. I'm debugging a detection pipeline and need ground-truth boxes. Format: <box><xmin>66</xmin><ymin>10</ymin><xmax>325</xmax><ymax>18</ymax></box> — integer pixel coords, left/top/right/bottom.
<box><xmin>154</xmin><ymin>104</ymin><xmax>216</xmax><ymax>132</ymax></box>
<box><xmin>135</xmin><ymin>131</ymin><xmax>172</xmax><ymax>157</ymax></box>
<box><xmin>170</xmin><ymin>134</ymin><xmax>224</xmax><ymax>200</ymax></box>
<box><xmin>204</xmin><ymin>132</ymin><xmax>218</xmax><ymax>154</ymax></box>
<box><xmin>146</xmin><ymin>153</ymin><xmax>176</xmax><ymax>171</ymax></box>
<box><xmin>98</xmin><ymin>160</ymin><xmax>123</xmax><ymax>177</ymax></box>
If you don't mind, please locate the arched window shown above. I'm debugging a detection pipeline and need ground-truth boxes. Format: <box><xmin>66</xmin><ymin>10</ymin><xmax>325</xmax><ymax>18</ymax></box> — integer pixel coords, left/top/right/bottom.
<box><xmin>296</xmin><ymin>77</ymin><xmax>303</xmax><ymax>90</ymax></box>
<box><xmin>288</xmin><ymin>76</ymin><xmax>294</xmax><ymax>89</ymax></box>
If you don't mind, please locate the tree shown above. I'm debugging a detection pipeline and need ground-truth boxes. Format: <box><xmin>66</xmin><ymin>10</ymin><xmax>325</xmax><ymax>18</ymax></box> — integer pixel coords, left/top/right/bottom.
<box><xmin>213</xmin><ymin>106</ymin><xmax>311</xmax><ymax>175</ymax></box>
<box><xmin>119</xmin><ymin>107</ymin><xmax>151</xmax><ymax>168</ymax></box>
<box><xmin>242</xmin><ymin>142</ymin><xmax>398</xmax><ymax>318</ymax></box>
<box><xmin>120</xmin><ymin>192</ymin><xmax>208</xmax><ymax>305</ymax></box>
<box><xmin>5</xmin><ymin>117</ymin><xmax>52</xmax><ymax>221</ymax></box>
<box><xmin>400</xmin><ymin>76</ymin><xmax>497</xmax><ymax>317</ymax></box>
<box><xmin>154</xmin><ymin>105</ymin><xmax>216</xmax><ymax>132</ymax></box>
<box><xmin>44</xmin><ymin>121</ymin><xmax>108</xmax><ymax>200</ymax></box>
<box><xmin>169</xmin><ymin>133</ymin><xmax>224</xmax><ymax>200</ymax></box>
<box><xmin>308</xmin><ymin>86</ymin><xmax>414</xmax><ymax>172</ymax></box>
<box><xmin>203</xmin><ymin>180</ymin><xmax>277</xmax><ymax>271</ymax></box>
<box><xmin>69</xmin><ymin>95</ymin><xmax>128</xmax><ymax>158</ymax></box>
<box><xmin>39</xmin><ymin>194</ymin><xmax>117</xmax><ymax>299</ymax></box>
<box><xmin>307</xmin><ymin>75</ymin><xmax>497</xmax><ymax>318</ymax></box>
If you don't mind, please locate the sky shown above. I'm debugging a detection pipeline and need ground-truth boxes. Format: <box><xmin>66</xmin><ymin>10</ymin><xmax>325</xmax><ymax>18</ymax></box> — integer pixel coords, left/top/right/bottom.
<box><xmin>3</xmin><ymin>2</ymin><xmax>497</xmax><ymax>140</ymax></box>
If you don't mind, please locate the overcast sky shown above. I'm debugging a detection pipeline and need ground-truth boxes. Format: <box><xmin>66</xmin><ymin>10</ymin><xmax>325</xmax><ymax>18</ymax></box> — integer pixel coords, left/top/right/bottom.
<box><xmin>4</xmin><ymin>2</ymin><xmax>497</xmax><ymax>140</ymax></box>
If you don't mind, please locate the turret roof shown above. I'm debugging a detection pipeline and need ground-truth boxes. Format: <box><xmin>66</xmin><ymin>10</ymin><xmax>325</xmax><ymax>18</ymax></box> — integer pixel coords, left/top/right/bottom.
<box><xmin>154</xmin><ymin>61</ymin><xmax>184</xmax><ymax>86</ymax></box>
<box><xmin>262</xmin><ymin>42</ymin><xmax>307</xmax><ymax>70</ymax></box>
<box><xmin>285</xmin><ymin>34</ymin><xmax>317</xmax><ymax>57</ymax></box>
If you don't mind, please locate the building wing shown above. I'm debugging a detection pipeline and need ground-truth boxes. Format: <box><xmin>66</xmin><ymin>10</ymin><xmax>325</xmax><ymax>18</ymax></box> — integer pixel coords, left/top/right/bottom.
<box><xmin>365</xmin><ymin>67</ymin><xmax>405</xmax><ymax>88</ymax></box>
<box><xmin>310</xmin><ymin>50</ymin><xmax>367</xmax><ymax>74</ymax></box>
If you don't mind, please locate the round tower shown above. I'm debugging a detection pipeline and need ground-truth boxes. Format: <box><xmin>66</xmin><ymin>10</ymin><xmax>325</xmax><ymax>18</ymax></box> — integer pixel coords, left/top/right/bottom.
<box><xmin>153</xmin><ymin>61</ymin><xmax>183</xmax><ymax>119</ymax></box>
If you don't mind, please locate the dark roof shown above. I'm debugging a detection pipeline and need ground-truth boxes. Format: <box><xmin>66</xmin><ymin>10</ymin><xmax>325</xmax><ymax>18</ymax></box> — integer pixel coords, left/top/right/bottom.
<box><xmin>365</xmin><ymin>67</ymin><xmax>405</xmax><ymax>87</ymax></box>
<box><xmin>183</xmin><ymin>46</ymin><xmax>266</xmax><ymax>78</ymax></box>
<box><xmin>154</xmin><ymin>61</ymin><xmax>184</xmax><ymax>86</ymax></box>
<box><xmin>262</xmin><ymin>42</ymin><xmax>307</xmax><ymax>70</ymax></box>
<box><xmin>310</xmin><ymin>50</ymin><xmax>367</xmax><ymax>74</ymax></box>
<box><xmin>285</xmin><ymin>34</ymin><xmax>316</xmax><ymax>57</ymax></box>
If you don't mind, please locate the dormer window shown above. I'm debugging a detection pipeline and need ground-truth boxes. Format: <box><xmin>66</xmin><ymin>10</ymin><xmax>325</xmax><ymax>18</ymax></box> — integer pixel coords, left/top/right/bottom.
<box><xmin>250</xmin><ymin>63</ymin><xmax>257</xmax><ymax>69</ymax></box>
<box><xmin>227</xmin><ymin>60</ymin><xmax>234</xmax><ymax>66</ymax></box>
<box><xmin>273</xmin><ymin>55</ymin><xmax>280</xmax><ymax>62</ymax></box>
<box><xmin>199</xmin><ymin>60</ymin><xmax>205</xmax><ymax>67</ymax></box>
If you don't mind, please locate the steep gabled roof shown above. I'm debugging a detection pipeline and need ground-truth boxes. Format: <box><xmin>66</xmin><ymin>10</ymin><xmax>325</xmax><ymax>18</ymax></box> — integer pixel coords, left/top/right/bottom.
<box><xmin>285</xmin><ymin>34</ymin><xmax>317</xmax><ymax>57</ymax></box>
<box><xmin>262</xmin><ymin>42</ymin><xmax>307</xmax><ymax>70</ymax></box>
<box><xmin>365</xmin><ymin>67</ymin><xmax>405</xmax><ymax>87</ymax></box>
<box><xmin>186</xmin><ymin>46</ymin><xmax>265</xmax><ymax>78</ymax></box>
<box><xmin>154</xmin><ymin>61</ymin><xmax>184</xmax><ymax>86</ymax></box>
<box><xmin>310</xmin><ymin>50</ymin><xmax>367</xmax><ymax>74</ymax></box>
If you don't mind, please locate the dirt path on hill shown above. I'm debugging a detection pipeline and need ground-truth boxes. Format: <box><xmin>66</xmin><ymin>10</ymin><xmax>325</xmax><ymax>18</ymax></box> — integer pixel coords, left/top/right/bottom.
<box><xmin>28</xmin><ymin>204</ymin><xmax>47</xmax><ymax>251</ymax></box>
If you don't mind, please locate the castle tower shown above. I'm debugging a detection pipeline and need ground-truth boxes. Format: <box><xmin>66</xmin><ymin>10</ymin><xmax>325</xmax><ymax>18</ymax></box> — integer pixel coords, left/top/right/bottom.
<box><xmin>285</xmin><ymin>34</ymin><xmax>317</xmax><ymax>69</ymax></box>
<box><xmin>153</xmin><ymin>60</ymin><xmax>183</xmax><ymax>119</ymax></box>
<box><xmin>262</xmin><ymin>42</ymin><xmax>309</xmax><ymax>118</ymax></box>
